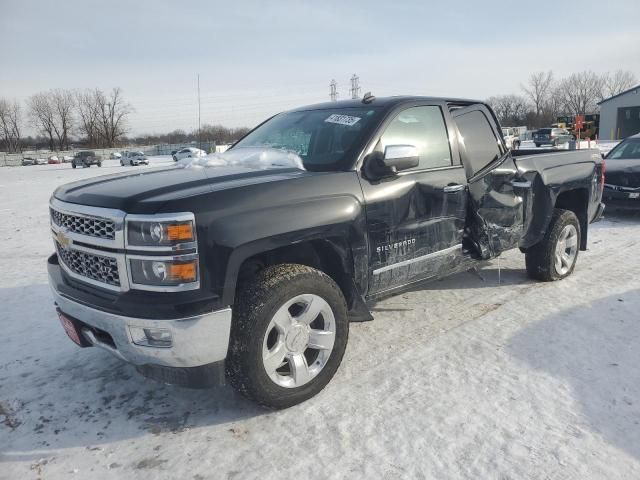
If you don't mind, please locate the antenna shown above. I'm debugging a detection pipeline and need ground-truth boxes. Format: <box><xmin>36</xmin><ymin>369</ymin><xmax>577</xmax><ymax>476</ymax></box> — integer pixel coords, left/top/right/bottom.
<box><xmin>329</xmin><ymin>79</ymin><xmax>338</xmax><ymax>102</ymax></box>
<box><xmin>349</xmin><ymin>74</ymin><xmax>361</xmax><ymax>99</ymax></box>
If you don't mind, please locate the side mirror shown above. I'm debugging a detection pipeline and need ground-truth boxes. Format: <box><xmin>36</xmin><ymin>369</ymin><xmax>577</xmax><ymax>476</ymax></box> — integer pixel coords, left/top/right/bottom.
<box><xmin>382</xmin><ymin>145</ymin><xmax>419</xmax><ymax>172</ymax></box>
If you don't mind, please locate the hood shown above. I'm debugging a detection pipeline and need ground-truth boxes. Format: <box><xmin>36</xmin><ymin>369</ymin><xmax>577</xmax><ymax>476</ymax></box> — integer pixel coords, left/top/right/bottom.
<box><xmin>54</xmin><ymin>155</ymin><xmax>308</xmax><ymax>213</ymax></box>
<box><xmin>604</xmin><ymin>158</ymin><xmax>640</xmax><ymax>188</ymax></box>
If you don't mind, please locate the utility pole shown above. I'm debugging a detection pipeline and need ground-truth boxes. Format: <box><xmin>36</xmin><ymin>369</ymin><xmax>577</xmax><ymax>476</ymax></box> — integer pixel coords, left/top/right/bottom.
<box><xmin>329</xmin><ymin>79</ymin><xmax>338</xmax><ymax>102</ymax></box>
<box><xmin>197</xmin><ymin>73</ymin><xmax>201</xmax><ymax>151</ymax></box>
<box><xmin>349</xmin><ymin>74</ymin><xmax>361</xmax><ymax>99</ymax></box>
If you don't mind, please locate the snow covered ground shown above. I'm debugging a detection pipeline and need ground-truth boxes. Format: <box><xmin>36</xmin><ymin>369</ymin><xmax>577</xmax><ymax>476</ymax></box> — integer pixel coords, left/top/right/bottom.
<box><xmin>1</xmin><ymin>160</ymin><xmax>639</xmax><ymax>480</ymax></box>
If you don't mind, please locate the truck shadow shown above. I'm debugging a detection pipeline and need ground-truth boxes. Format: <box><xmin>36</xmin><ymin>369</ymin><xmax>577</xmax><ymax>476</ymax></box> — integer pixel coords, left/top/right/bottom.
<box><xmin>508</xmin><ymin>289</ymin><xmax>640</xmax><ymax>461</ymax></box>
<box><xmin>0</xmin><ymin>284</ymin><xmax>267</xmax><ymax>461</ymax></box>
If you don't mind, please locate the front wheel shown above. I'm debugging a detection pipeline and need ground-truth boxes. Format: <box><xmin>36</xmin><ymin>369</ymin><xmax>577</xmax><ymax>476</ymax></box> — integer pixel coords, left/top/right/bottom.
<box><xmin>172</xmin><ymin>155</ymin><xmax>177</xmax><ymax>162</ymax></box>
<box><xmin>227</xmin><ymin>264</ymin><xmax>349</xmax><ymax>409</ymax></box>
<box><xmin>525</xmin><ymin>209</ymin><xmax>580</xmax><ymax>281</ymax></box>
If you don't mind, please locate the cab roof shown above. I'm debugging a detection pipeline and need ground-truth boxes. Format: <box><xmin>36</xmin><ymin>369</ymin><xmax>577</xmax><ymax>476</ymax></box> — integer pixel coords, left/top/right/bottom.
<box><xmin>288</xmin><ymin>95</ymin><xmax>485</xmax><ymax>112</ymax></box>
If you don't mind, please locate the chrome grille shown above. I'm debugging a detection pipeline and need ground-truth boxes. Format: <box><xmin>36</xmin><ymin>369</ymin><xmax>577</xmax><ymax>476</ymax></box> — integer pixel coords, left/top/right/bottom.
<box><xmin>50</xmin><ymin>208</ymin><xmax>115</xmax><ymax>240</ymax></box>
<box><xmin>55</xmin><ymin>241</ymin><xmax>120</xmax><ymax>287</ymax></box>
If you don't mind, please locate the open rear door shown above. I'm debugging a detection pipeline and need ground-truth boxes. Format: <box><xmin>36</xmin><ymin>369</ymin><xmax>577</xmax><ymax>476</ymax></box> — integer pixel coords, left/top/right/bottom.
<box><xmin>451</xmin><ymin>104</ymin><xmax>531</xmax><ymax>259</ymax></box>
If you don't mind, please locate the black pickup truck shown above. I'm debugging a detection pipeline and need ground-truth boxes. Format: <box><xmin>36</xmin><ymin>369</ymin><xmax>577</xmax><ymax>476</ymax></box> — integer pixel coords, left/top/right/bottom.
<box><xmin>48</xmin><ymin>96</ymin><xmax>605</xmax><ymax>408</ymax></box>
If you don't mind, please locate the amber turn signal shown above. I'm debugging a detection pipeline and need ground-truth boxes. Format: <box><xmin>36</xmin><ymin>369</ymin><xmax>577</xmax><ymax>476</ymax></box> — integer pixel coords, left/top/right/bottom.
<box><xmin>167</xmin><ymin>261</ymin><xmax>197</xmax><ymax>282</ymax></box>
<box><xmin>166</xmin><ymin>223</ymin><xmax>194</xmax><ymax>242</ymax></box>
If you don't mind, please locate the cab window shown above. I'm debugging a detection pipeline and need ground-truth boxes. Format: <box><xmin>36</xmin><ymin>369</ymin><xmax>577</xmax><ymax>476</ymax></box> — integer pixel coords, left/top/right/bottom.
<box><xmin>379</xmin><ymin>106</ymin><xmax>452</xmax><ymax>171</ymax></box>
<box><xmin>455</xmin><ymin>110</ymin><xmax>502</xmax><ymax>176</ymax></box>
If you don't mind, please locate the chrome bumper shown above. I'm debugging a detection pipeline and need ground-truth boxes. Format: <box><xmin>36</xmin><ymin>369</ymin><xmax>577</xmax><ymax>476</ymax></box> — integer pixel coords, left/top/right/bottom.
<box><xmin>50</xmin><ymin>286</ymin><xmax>232</xmax><ymax>369</ymax></box>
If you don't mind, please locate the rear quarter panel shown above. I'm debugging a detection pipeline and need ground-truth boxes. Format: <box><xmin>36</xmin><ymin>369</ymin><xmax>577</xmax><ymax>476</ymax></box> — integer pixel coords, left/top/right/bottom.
<box><xmin>513</xmin><ymin>149</ymin><xmax>602</xmax><ymax>248</ymax></box>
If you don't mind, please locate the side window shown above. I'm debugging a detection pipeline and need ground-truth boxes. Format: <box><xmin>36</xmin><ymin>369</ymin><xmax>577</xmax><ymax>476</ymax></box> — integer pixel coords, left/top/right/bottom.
<box><xmin>380</xmin><ymin>106</ymin><xmax>452</xmax><ymax>170</ymax></box>
<box><xmin>455</xmin><ymin>110</ymin><xmax>502</xmax><ymax>176</ymax></box>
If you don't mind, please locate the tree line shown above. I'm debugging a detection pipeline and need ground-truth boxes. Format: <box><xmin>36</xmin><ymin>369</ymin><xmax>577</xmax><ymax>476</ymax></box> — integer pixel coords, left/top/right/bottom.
<box><xmin>488</xmin><ymin>70</ymin><xmax>637</xmax><ymax>128</ymax></box>
<box><xmin>2</xmin><ymin>69</ymin><xmax>637</xmax><ymax>153</ymax></box>
<box><xmin>0</xmin><ymin>87</ymin><xmax>132</xmax><ymax>152</ymax></box>
<box><xmin>0</xmin><ymin>86</ymin><xmax>252</xmax><ymax>153</ymax></box>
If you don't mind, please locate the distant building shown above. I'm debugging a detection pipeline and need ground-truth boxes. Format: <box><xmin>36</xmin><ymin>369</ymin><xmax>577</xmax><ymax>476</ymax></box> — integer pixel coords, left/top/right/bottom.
<box><xmin>597</xmin><ymin>85</ymin><xmax>640</xmax><ymax>140</ymax></box>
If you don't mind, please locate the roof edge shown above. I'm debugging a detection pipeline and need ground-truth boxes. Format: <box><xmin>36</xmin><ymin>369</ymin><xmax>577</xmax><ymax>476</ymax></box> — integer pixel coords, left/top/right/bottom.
<box><xmin>597</xmin><ymin>84</ymin><xmax>640</xmax><ymax>105</ymax></box>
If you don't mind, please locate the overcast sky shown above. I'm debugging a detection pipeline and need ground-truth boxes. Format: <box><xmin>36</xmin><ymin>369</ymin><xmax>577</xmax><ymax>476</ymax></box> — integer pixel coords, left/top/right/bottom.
<box><xmin>2</xmin><ymin>0</ymin><xmax>639</xmax><ymax>135</ymax></box>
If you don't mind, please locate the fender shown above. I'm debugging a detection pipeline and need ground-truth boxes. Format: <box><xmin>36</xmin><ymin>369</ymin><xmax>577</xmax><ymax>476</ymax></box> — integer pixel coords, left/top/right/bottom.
<box><xmin>210</xmin><ymin>195</ymin><xmax>369</xmax><ymax>306</ymax></box>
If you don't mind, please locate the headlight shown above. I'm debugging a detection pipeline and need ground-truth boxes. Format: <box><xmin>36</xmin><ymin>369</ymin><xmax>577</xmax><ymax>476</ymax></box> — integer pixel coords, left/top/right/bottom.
<box><xmin>127</xmin><ymin>216</ymin><xmax>195</xmax><ymax>247</ymax></box>
<box><xmin>130</xmin><ymin>258</ymin><xmax>198</xmax><ymax>286</ymax></box>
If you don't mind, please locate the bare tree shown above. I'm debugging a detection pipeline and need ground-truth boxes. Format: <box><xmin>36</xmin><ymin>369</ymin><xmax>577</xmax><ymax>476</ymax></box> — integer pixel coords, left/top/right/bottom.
<box><xmin>487</xmin><ymin>94</ymin><xmax>532</xmax><ymax>126</ymax></box>
<box><xmin>51</xmin><ymin>89</ymin><xmax>75</xmax><ymax>150</ymax></box>
<box><xmin>96</xmin><ymin>88</ymin><xmax>132</xmax><ymax>147</ymax></box>
<box><xmin>599</xmin><ymin>70</ymin><xmax>638</xmax><ymax>100</ymax></box>
<box><xmin>556</xmin><ymin>71</ymin><xmax>604</xmax><ymax>115</ymax></box>
<box><xmin>521</xmin><ymin>71</ymin><xmax>555</xmax><ymax>119</ymax></box>
<box><xmin>0</xmin><ymin>98</ymin><xmax>23</xmax><ymax>152</ymax></box>
<box><xmin>75</xmin><ymin>89</ymin><xmax>101</xmax><ymax>147</ymax></box>
<box><xmin>27</xmin><ymin>92</ymin><xmax>57</xmax><ymax>151</ymax></box>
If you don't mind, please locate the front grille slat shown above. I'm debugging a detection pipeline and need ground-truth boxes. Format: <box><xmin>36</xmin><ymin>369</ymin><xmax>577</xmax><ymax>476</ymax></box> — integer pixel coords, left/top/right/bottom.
<box><xmin>55</xmin><ymin>241</ymin><xmax>120</xmax><ymax>287</ymax></box>
<box><xmin>50</xmin><ymin>208</ymin><xmax>115</xmax><ymax>240</ymax></box>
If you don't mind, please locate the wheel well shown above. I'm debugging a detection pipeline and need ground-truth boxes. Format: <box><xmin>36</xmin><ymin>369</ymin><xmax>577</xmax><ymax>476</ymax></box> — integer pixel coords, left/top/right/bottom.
<box><xmin>236</xmin><ymin>239</ymin><xmax>368</xmax><ymax>319</ymax></box>
<box><xmin>555</xmin><ymin>189</ymin><xmax>588</xmax><ymax>250</ymax></box>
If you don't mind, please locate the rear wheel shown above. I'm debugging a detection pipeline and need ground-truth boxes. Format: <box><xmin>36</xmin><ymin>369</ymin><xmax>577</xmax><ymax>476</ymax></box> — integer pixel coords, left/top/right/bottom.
<box><xmin>173</xmin><ymin>155</ymin><xmax>178</xmax><ymax>162</ymax></box>
<box><xmin>227</xmin><ymin>264</ymin><xmax>349</xmax><ymax>409</ymax></box>
<box><xmin>535</xmin><ymin>143</ymin><xmax>541</xmax><ymax>148</ymax></box>
<box><xmin>525</xmin><ymin>209</ymin><xmax>580</xmax><ymax>281</ymax></box>
<box><xmin>71</xmin><ymin>161</ymin><xmax>77</xmax><ymax>169</ymax></box>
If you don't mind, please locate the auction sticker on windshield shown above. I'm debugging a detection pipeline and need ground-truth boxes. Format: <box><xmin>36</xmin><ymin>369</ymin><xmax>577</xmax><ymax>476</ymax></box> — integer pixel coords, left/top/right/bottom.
<box><xmin>325</xmin><ymin>114</ymin><xmax>361</xmax><ymax>126</ymax></box>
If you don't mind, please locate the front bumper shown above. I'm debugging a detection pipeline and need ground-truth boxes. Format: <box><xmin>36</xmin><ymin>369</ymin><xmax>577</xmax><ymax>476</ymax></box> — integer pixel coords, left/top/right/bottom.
<box><xmin>50</xmin><ymin>274</ymin><xmax>232</xmax><ymax>386</ymax></box>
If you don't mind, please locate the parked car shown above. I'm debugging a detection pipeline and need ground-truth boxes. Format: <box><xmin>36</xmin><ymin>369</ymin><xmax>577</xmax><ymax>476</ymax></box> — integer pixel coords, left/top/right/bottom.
<box><xmin>48</xmin><ymin>155</ymin><xmax>60</xmax><ymax>164</ymax></box>
<box><xmin>35</xmin><ymin>158</ymin><xmax>48</xmax><ymax>165</ymax></box>
<box><xmin>21</xmin><ymin>157</ymin><xmax>35</xmax><ymax>166</ymax></box>
<box><xmin>173</xmin><ymin>147</ymin><xmax>206</xmax><ymax>161</ymax></box>
<box><xmin>533</xmin><ymin>128</ymin><xmax>573</xmax><ymax>147</ymax></box>
<box><xmin>120</xmin><ymin>151</ymin><xmax>149</xmax><ymax>166</ymax></box>
<box><xmin>602</xmin><ymin>133</ymin><xmax>640</xmax><ymax>209</ymax></box>
<box><xmin>501</xmin><ymin>127</ymin><xmax>520</xmax><ymax>150</ymax></box>
<box><xmin>48</xmin><ymin>96</ymin><xmax>604</xmax><ymax>408</ymax></box>
<box><xmin>62</xmin><ymin>155</ymin><xmax>73</xmax><ymax>163</ymax></box>
<box><xmin>71</xmin><ymin>151</ymin><xmax>102</xmax><ymax>168</ymax></box>
<box><xmin>110</xmin><ymin>152</ymin><xmax>122</xmax><ymax>160</ymax></box>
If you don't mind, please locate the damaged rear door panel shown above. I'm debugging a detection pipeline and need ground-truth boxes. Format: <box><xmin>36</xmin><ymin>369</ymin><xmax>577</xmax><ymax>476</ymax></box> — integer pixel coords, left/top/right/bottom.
<box><xmin>452</xmin><ymin>105</ymin><xmax>532</xmax><ymax>259</ymax></box>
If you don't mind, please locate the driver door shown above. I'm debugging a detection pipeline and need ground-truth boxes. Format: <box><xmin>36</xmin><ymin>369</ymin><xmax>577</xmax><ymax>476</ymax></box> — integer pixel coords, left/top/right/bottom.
<box><xmin>359</xmin><ymin>103</ymin><xmax>468</xmax><ymax>295</ymax></box>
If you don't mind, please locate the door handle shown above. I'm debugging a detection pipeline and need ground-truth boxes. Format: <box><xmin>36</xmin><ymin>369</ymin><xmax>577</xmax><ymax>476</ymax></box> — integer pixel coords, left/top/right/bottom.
<box><xmin>510</xmin><ymin>180</ymin><xmax>532</xmax><ymax>188</ymax></box>
<box><xmin>443</xmin><ymin>184</ymin><xmax>465</xmax><ymax>193</ymax></box>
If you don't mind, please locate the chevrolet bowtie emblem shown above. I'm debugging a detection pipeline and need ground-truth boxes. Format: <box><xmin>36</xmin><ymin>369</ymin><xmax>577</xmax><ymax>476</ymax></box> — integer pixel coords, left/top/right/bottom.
<box><xmin>57</xmin><ymin>228</ymin><xmax>72</xmax><ymax>248</ymax></box>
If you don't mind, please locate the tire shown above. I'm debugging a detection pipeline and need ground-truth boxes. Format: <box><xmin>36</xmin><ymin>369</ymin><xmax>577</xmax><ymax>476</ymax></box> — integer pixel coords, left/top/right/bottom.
<box><xmin>227</xmin><ymin>264</ymin><xmax>349</xmax><ymax>409</ymax></box>
<box><xmin>120</xmin><ymin>160</ymin><xmax>123</xmax><ymax>166</ymax></box>
<box><xmin>525</xmin><ymin>209</ymin><xmax>580</xmax><ymax>281</ymax></box>
<box><xmin>97</xmin><ymin>162</ymin><xmax>102</xmax><ymax>167</ymax></box>
<box><xmin>173</xmin><ymin>155</ymin><xmax>178</xmax><ymax>162</ymax></box>
<box><xmin>71</xmin><ymin>161</ymin><xmax>76</xmax><ymax>169</ymax></box>
<box><xmin>535</xmin><ymin>143</ymin><xmax>541</xmax><ymax>148</ymax></box>
<box><xmin>130</xmin><ymin>159</ymin><xmax>134</xmax><ymax>166</ymax></box>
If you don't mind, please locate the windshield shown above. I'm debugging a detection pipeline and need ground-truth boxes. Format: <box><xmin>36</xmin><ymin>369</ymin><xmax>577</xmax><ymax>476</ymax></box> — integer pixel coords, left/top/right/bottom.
<box><xmin>232</xmin><ymin>107</ymin><xmax>382</xmax><ymax>171</ymax></box>
<box><xmin>606</xmin><ymin>138</ymin><xmax>640</xmax><ymax>160</ymax></box>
